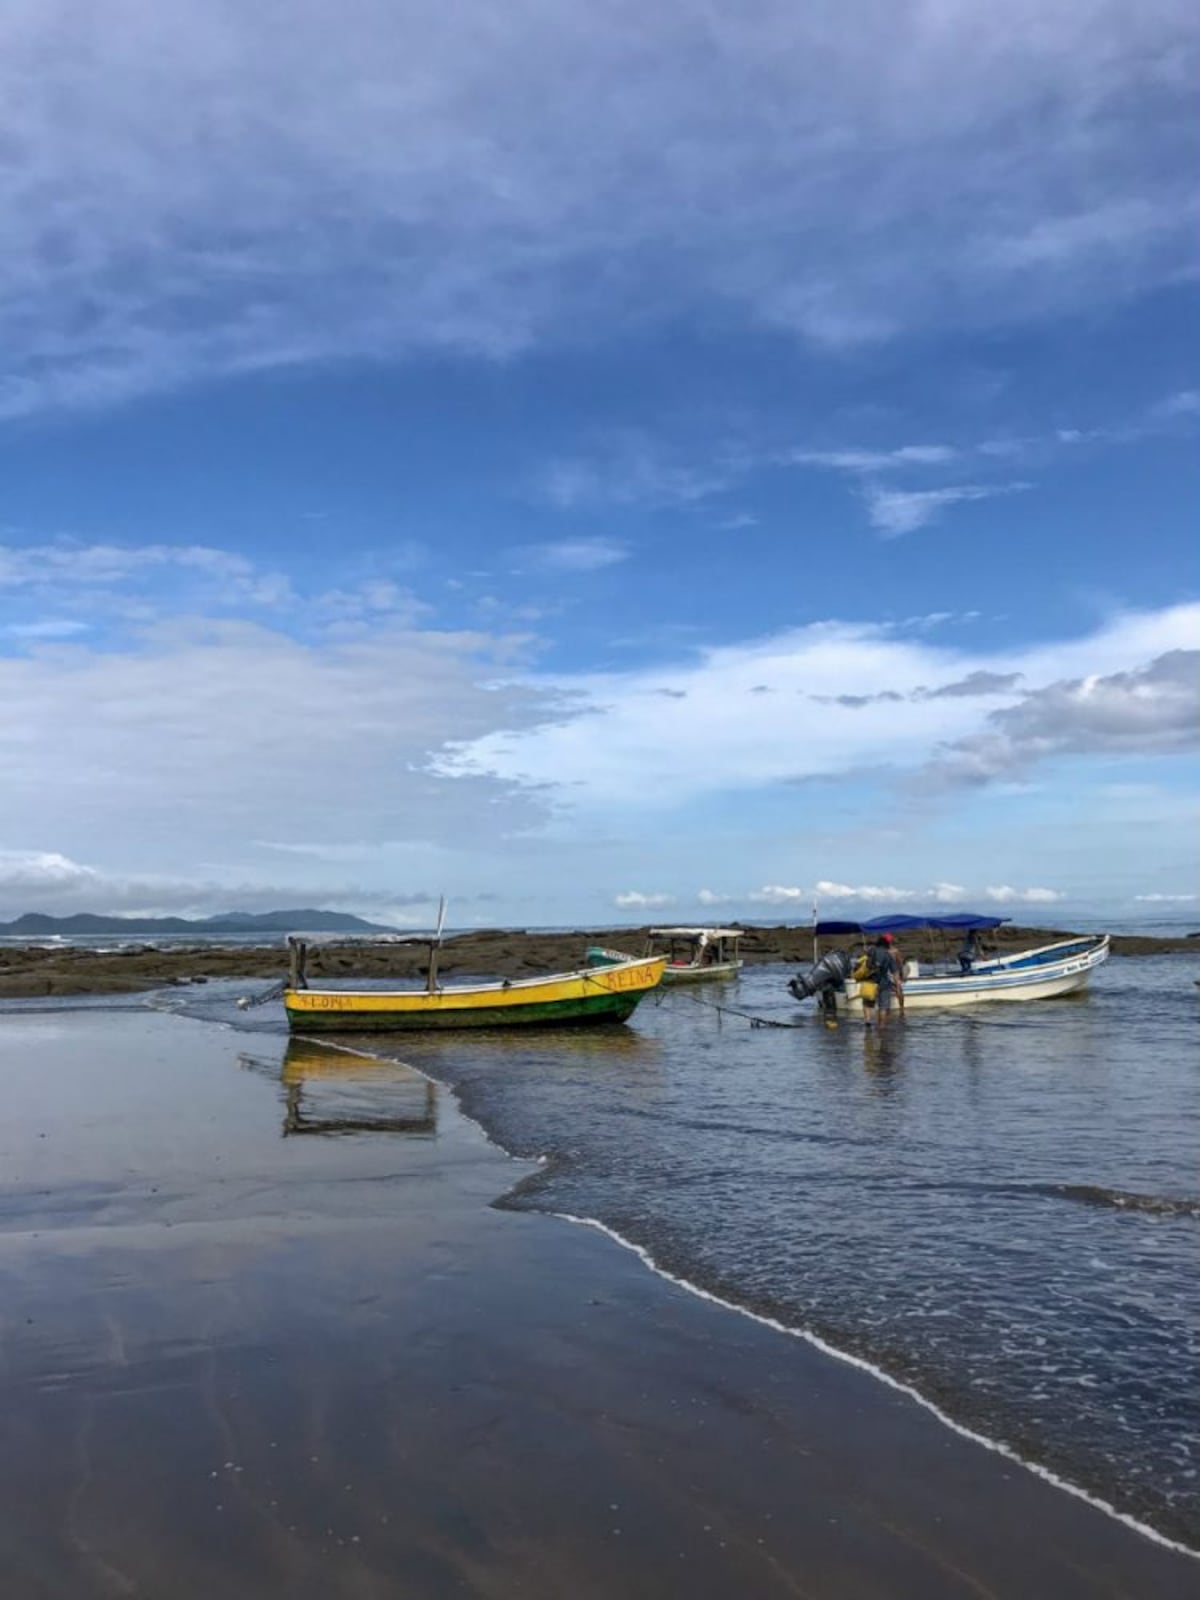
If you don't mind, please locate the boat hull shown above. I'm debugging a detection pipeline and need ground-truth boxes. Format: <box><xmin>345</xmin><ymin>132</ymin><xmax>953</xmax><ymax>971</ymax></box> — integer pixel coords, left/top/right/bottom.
<box><xmin>832</xmin><ymin>936</ymin><xmax>1109</xmax><ymax>1013</ymax></box>
<box><xmin>586</xmin><ymin>936</ymin><xmax>745</xmax><ymax>986</ymax></box>
<box><xmin>284</xmin><ymin>957</ymin><xmax>665</xmax><ymax>1033</ymax></box>
<box><xmin>661</xmin><ymin>961</ymin><xmax>743</xmax><ymax>985</ymax></box>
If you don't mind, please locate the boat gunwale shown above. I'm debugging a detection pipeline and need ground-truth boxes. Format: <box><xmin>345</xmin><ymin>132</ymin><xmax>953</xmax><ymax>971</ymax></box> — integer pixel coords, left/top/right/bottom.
<box><xmin>288</xmin><ymin>954</ymin><xmax>666</xmax><ymax>1004</ymax></box>
<box><xmin>850</xmin><ymin>937</ymin><xmax>1108</xmax><ymax>1000</ymax></box>
<box><xmin>971</xmin><ymin>932</ymin><xmax>1108</xmax><ymax>972</ymax></box>
<box><xmin>660</xmin><ymin>960</ymin><xmax>744</xmax><ymax>983</ymax></box>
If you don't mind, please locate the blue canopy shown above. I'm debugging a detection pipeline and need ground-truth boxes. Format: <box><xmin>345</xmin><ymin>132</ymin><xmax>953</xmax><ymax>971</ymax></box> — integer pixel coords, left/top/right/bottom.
<box><xmin>815</xmin><ymin>913</ymin><xmax>1008</xmax><ymax>936</ymax></box>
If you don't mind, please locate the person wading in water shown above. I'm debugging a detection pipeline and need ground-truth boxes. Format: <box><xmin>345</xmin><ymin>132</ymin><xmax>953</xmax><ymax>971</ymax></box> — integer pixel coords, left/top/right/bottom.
<box><xmin>872</xmin><ymin>933</ymin><xmax>904</xmax><ymax>1030</ymax></box>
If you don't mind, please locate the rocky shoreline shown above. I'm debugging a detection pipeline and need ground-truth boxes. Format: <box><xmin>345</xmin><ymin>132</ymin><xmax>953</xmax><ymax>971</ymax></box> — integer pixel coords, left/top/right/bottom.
<box><xmin>0</xmin><ymin>922</ymin><xmax>1194</xmax><ymax>998</ymax></box>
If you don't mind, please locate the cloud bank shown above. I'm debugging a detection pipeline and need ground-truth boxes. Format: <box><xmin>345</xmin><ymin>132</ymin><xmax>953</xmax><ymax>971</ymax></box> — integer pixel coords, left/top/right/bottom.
<box><xmin>442</xmin><ymin>604</ymin><xmax>1200</xmax><ymax>810</ymax></box>
<box><xmin>1</xmin><ymin>535</ymin><xmax>1195</xmax><ymax>915</ymax></box>
<box><xmin>923</xmin><ymin>649</ymin><xmax>1200</xmax><ymax>788</ymax></box>
<box><xmin>2</xmin><ymin>1</ymin><xmax>1196</xmax><ymax>416</ymax></box>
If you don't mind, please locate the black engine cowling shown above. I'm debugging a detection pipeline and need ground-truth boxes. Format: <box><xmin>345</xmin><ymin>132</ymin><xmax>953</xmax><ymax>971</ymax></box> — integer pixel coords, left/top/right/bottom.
<box><xmin>788</xmin><ymin>948</ymin><xmax>852</xmax><ymax>1001</ymax></box>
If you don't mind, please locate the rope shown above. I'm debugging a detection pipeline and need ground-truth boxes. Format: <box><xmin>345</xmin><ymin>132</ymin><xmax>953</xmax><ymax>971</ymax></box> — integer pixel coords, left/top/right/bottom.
<box><xmin>236</xmin><ymin>978</ymin><xmax>288</xmax><ymax>1010</ymax></box>
<box><xmin>580</xmin><ymin>965</ymin><xmax>806</xmax><ymax>1029</ymax></box>
<box><xmin>660</xmin><ymin>985</ymin><xmax>808</xmax><ymax>1028</ymax></box>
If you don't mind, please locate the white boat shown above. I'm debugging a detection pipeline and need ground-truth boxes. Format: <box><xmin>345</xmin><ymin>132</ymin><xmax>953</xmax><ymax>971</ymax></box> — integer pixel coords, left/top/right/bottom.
<box><xmin>789</xmin><ymin>916</ymin><xmax>1109</xmax><ymax>1014</ymax></box>
<box><xmin>589</xmin><ymin>927</ymin><xmax>744</xmax><ymax>985</ymax></box>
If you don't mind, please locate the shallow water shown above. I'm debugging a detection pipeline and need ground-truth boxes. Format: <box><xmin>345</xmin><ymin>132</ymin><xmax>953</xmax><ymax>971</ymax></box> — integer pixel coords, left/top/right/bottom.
<box><xmin>293</xmin><ymin>954</ymin><xmax>1200</xmax><ymax>1548</ymax></box>
<box><xmin>10</xmin><ymin>955</ymin><xmax>1198</xmax><ymax>1548</ymax></box>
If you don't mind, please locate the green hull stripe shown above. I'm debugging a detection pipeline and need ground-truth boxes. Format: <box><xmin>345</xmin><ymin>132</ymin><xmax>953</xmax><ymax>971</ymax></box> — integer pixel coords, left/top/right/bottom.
<box><xmin>285</xmin><ymin>988</ymin><xmax>645</xmax><ymax>1033</ymax></box>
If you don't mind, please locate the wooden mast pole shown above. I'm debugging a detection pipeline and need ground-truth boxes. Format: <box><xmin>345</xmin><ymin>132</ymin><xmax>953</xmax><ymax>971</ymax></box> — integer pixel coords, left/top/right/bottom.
<box><xmin>426</xmin><ymin>896</ymin><xmax>447</xmax><ymax>994</ymax></box>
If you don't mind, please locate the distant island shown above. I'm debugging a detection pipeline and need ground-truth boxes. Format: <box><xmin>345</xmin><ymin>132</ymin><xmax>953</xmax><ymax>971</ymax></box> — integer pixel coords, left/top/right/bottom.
<box><xmin>0</xmin><ymin>909</ymin><xmax>397</xmax><ymax>936</ymax></box>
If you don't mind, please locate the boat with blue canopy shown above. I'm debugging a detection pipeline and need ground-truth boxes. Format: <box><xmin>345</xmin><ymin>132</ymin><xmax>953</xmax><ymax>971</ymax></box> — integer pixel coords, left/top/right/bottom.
<box><xmin>788</xmin><ymin>913</ymin><xmax>1109</xmax><ymax>1014</ymax></box>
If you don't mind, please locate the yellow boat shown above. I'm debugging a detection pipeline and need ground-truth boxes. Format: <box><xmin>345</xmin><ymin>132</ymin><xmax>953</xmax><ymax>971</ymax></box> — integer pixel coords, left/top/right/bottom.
<box><xmin>282</xmin><ymin>930</ymin><xmax>666</xmax><ymax>1033</ymax></box>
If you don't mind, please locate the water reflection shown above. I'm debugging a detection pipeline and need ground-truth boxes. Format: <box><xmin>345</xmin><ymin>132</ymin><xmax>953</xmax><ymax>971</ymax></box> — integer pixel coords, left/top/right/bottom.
<box><xmin>240</xmin><ymin>1041</ymin><xmax>438</xmax><ymax>1137</ymax></box>
<box><xmin>861</xmin><ymin>1026</ymin><xmax>905</xmax><ymax>1091</ymax></box>
<box><xmin>354</xmin><ymin>1018</ymin><xmax>668</xmax><ymax>1097</ymax></box>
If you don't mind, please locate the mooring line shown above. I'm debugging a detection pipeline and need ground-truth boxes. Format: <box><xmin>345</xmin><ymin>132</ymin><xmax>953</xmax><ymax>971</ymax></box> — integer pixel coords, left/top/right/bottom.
<box><xmin>660</xmin><ymin>985</ymin><xmax>808</xmax><ymax>1028</ymax></box>
<box><xmin>582</xmin><ymin>965</ymin><xmax>807</xmax><ymax>1030</ymax></box>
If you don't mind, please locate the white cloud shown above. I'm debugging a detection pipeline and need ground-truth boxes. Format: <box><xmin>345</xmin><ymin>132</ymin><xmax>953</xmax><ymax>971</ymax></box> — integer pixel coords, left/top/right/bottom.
<box><xmin>697</xmin><ymin>888</ymin><xmax>733</xmax><ymax>906</ymax></box>
<box><xmin>983</xmin><ymin>886</ymin><xmax>1062</xmax><ymax>904</ymax></box>
<box><xmin>751</xmin><ymin>885</ymin><xmax>818</xmax><ymax>905</ymax></box>
<box><xmin>2</xmin><ymin>544</ymin><xmax>1195</xmax><ymax>917</ymax></box>
<box><xmin>1134</xmin><ymin>892</ymin><xmax>1196</xmax><ymax>903</ymax></box>
<box><xmin>0</xmin><ymin>537</ymin><xmax>295</xmax><ymax>619</ymax></box>
<box><xmin>708</xmin><ymin>880</ymin><xmax>1059</xmax><ymax>908</ymax></box>
<box><xmin>792</xmin><ymin>445</ymin><xmax>958</xmax><ymax>473</ymax></box>
<box><xmin>0</xmin><ymin>848</ymin><xmax>447</xmax><ymax>920</ymax></box>
<box><xmin>514</xmin><ymin>539</ymin><xmax>629</xmax><ymax>573</ymax></box>
<box><xmin>0</xmin><ymin>850</ymin><xmax>102</xmax><ymax>898</ymax></box>
<box><xmin>899</xmin><ymin>611</ymin><xmax>982</xmax><ymax>631</ymax></box>
<box><xmin>976</xmin><ymin>199</ymin><xmax>1173</xmax><ymax>272</ymax></box>
<box><xmin>929</xmin><ymin>881</ymin><xmax>968</xmax><ymax>902</ymax></box>
<box><xmin>536</xmin><ymin>444</ymin><xmax>732</xmax><ymax>512</ymax></box>
<box><xmin>1</xmin><ymin>2</ymin><xmax>1195</xmax><ymax>418</ymax></box>
<box><xmin>864</xmin><ymin>482</ymin><xmax>1030</xmax><ymax>536</ymax></box>
<box><xmin>918</xmin><ymin>671</ymin><xmax>1022</xmax><ymax>700</ymax></box>
<box><xmin>811</xmin><ymin>881</ymin><xmax>912</xmax><ymax>902</ymax></box>
<box><xmin>789</xmin><ymin>392</ymin><xmax>1200</xmax><ymax>536</ymax></box>
<box><xmin>441</xmin><ymin>602</ymin><xmax>1200</xmax><ymax>812</ymax></box>
<box><xmin>0</xmin><ymin>540</ymin><xmax>268</xmax><ymax>591</ymax></box>
<box><xmin>0</xmin><ymin>538</ymin><xmax>439</xmax><ymax>639</ymax></box>
<box><xmin>314</xmin><ymin>579</ymin><xmax>429</xmax><ymax>631</ymax></box>
<box><xmin>3</xmin><ymin>619</ymin><xmax>91</xmax><ymax>640</ymax></box>
<box><xmin>614</xmin><ymin>890</ymin><xmax>674</xmax><ymax>909</ymax></box>
<box><xmin>0</xmin><ymin>613</ymin><xmax>566</xmax><ymax>890</ymax></box>
<box><xmin>923</xmin><ymin>649</ymin><xmax>1200</xmax><ymax>787</ymax></box>
<box><xmin>1157</xmin><ymin>391</ymin><xmax>1200</xmax><ymax>418</ymax></box>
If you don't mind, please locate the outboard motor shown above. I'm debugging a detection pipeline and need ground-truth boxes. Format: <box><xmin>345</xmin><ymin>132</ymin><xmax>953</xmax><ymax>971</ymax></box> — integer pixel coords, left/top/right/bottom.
<box><xmin>788</xmin><ymin>947</ymin><xmax>852</xmax><ymax>1003</ymax></box>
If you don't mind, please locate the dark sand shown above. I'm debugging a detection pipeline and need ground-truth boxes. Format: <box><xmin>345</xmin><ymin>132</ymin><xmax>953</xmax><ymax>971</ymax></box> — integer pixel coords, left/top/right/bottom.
<box><xmin>0</xmin><ymin>921</ymin><xmax>1192</xmax><ymax>996</ymax></box>
<box><xmin>0</xmin><ymin>1011</ymin><xmax>1194</xmax><ymax>1598</ymax></box>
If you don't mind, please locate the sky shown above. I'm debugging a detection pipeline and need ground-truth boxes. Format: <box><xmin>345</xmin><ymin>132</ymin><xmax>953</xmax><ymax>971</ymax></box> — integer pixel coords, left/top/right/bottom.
<box><xmin>1</xmin><ymin>0</ymin><xmax>1198</xmax><ymax>927</ymax></box>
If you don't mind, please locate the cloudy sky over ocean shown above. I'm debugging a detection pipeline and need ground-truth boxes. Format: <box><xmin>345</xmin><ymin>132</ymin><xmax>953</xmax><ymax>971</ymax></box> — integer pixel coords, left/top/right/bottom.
<box><xmin>1</xmin><ymin>1</ymin><xmax>1197</xmax><ymax>924</ymax></box>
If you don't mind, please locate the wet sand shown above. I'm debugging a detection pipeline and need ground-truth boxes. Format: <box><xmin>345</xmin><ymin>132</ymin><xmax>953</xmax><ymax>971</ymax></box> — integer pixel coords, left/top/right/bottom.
<box><xmin>0</xmin><ymin>1011</ymin><xmax>1195</xmax><ymax>1597</ymax></box>
<box><xmin>0</xmin><ymin>921</ymin><xmax>1192</xmax><ymax>996</ymax></box>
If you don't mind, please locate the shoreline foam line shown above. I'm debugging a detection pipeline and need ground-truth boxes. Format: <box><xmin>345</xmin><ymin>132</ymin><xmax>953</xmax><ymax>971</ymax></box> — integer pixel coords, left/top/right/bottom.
<box><xmin>273</xmin><ymin>1030</ymin><xmax>1197</xmax><ymax>1562</ymax></box>
<box><xmin>552</xmin><ymin>1210</ymin><xmax>1198</xmax><ymax>1561</ymax></box>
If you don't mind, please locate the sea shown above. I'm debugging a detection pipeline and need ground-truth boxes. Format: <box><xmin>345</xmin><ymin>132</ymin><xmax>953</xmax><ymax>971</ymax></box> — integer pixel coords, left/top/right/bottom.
<box><xmin>0</xmin><ymin>911</ymin><xmax>1196</xmax><ymax>951</ymax></box>
<box><xmin>4</xmin><ymin>924</ymin><xmax>1199</xmax><ymax>1550</ymax></box>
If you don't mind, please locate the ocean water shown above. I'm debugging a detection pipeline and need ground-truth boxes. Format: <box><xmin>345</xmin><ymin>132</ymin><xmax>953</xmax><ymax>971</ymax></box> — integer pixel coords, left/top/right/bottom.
<box><xmin>259</xmin><ymin>953</ymin><xmax>1200</xmax><ymax>1549</ymax></box>
<box><xmin>0</xmin><ymin>912</ymin><xmax>1195</xmax><ymax>953</ymax></box>
<box><xmin>0</xmin><ymin>931</ymin><xmax>288</xmax><ymax>952</ymax></box>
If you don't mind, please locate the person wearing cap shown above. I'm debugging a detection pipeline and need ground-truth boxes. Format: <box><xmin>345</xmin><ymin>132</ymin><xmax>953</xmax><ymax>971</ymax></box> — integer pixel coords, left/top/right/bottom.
<box><xmin>871</xmin><ymin>933</ymin><xmax>904</xmax><ymax>1029</ymax></box>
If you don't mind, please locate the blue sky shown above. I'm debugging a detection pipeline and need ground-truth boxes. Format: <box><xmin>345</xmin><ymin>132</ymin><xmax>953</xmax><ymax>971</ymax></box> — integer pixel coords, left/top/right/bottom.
<box><xmin>1</xmin><ymin>1</ymin><xmax>1197</xmax><ymax>925</ymax></box>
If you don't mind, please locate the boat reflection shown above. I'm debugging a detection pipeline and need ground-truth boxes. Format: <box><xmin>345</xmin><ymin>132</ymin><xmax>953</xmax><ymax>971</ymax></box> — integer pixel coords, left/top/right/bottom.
<box><xmin>380</xmin><ymin>1019</ymin><xmax>667</xmax><ymax>1069</ymax></box>
<box><xmin>240</xmin><ymin>1041</ymin><xmax>438</xmax><ymax>1137</ymax></box>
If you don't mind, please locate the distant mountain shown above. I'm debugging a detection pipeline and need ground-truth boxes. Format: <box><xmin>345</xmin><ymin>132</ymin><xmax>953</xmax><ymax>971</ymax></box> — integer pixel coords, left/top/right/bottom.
<box><xmin>0</xmin><ymin>909</ymin><xmax>397</xmax><ymax>936</ymax></box>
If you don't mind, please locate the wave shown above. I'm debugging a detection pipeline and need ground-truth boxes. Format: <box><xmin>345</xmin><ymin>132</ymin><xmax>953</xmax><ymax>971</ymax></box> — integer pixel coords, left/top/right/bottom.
<box><xmin>1042</xmin><ymin>1184</ymin><xmax>1200</xmax><ymax>1218</ymax></box>
<box><xmin>550</xmin><ymin>1210</ymin><xmax>1198</xmax><ymax>1559</ymax></box>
